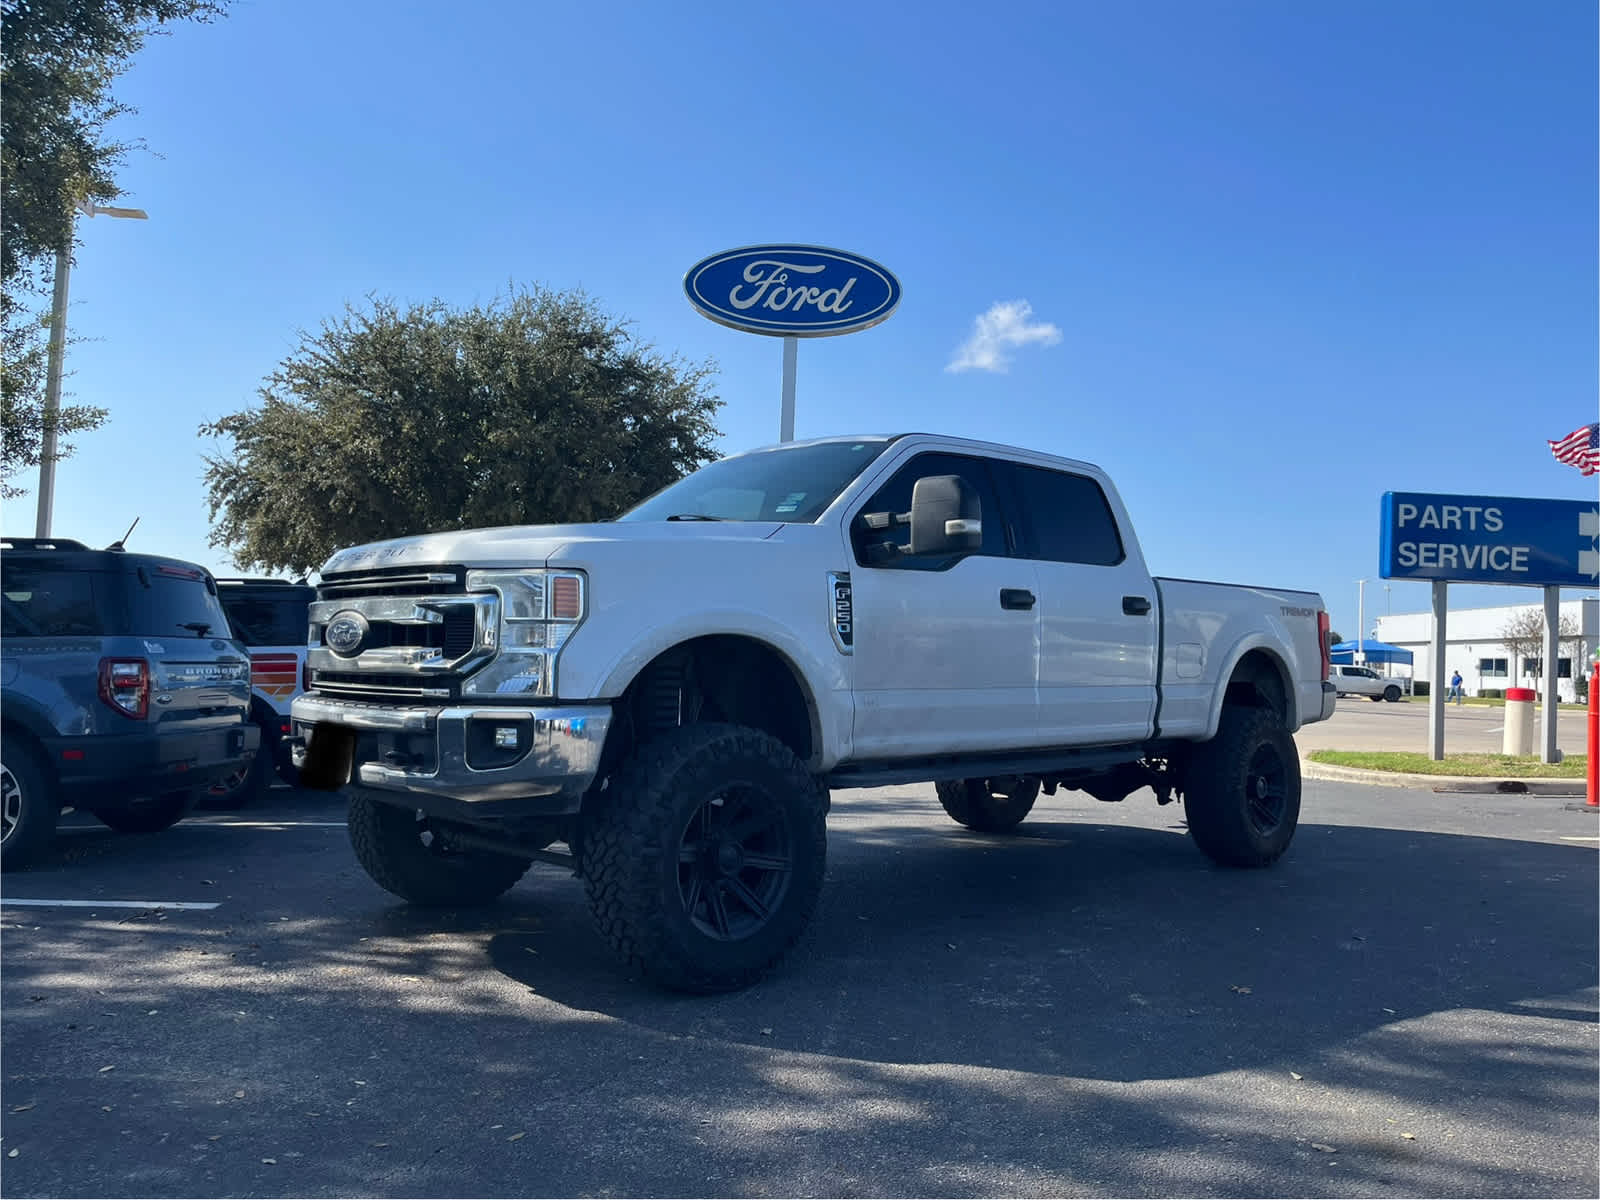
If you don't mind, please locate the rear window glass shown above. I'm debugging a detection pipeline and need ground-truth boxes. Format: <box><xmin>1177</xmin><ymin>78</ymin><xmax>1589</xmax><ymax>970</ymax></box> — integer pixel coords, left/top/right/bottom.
<box><xmin>219</xmin><ymin>592</ymin><xmax>312</xmax><ymax>645</ymax></box>
<box><xmin>1</xmin><ymin>568</ymin><xmax>105</xmax><ymax>637</ymax></box>
<box><xmin>125</xmin><ymin>571</ymin><xmax>232</xmax><ymax>639</ymax></box>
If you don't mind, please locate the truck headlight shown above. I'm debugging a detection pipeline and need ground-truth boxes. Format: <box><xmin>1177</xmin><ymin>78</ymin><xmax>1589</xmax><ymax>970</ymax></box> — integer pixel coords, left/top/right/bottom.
<box><xmin>462</xmin><ymin>570</ymin><xmax>586</xmax><ymax>698</ymax></box>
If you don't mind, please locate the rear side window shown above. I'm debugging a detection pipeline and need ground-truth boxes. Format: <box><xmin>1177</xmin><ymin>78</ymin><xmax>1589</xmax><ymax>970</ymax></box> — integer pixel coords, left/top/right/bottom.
<box><xmin>1006</xmin><ymin>463</ymin><xmax>1125</xmax><ymax>566</ymax></box>
<box><xmin>219</xmin><ymin>593</ymin><xmax>312</xmax><ymax>645</ymax></box>
<box><xmin>1</xmin><ymin>568</ymin><xmax>105</xmax><ymax>637</ymax></box>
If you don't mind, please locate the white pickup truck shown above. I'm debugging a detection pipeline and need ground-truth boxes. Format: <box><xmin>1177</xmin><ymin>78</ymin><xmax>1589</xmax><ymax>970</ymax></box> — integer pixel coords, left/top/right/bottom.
<box><xmin>293</xmin><ymin>433</ymin><xmax>1335</xmax><ymax>992</ymax></box>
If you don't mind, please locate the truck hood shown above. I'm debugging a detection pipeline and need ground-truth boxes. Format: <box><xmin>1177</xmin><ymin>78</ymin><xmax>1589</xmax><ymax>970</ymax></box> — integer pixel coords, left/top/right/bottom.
<box><xmin>320</xmin><ymin>521</ymin><xmax>786</xmax><ymax>574</ymax></box>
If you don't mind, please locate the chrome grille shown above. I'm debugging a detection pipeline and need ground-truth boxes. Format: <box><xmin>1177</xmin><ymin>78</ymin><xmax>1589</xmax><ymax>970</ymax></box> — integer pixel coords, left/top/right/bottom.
<box><xmin>313</xmin><ymin>674</ymin><xmax>455</xmax><ymax>701</ymax></box>
<box><xmin>318</xmin><ymin>565</ymin><xmax>466</xmax><ymax>600</ymax></box>
<box><xmin>307</xmin><ymin>588</ymin><xmax>496</xmax><ymax>681</ymax></box>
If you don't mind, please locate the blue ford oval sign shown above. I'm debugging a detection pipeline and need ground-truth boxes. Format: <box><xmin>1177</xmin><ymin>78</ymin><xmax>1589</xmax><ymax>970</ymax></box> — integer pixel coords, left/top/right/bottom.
<box><xmin>684</xmin><ymin>244</ymin><xmax>901</xmax><ymax>338</ymax></box>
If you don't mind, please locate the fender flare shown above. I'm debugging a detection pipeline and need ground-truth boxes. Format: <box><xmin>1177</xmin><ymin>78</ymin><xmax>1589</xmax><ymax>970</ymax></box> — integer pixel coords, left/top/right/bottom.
<box><xmin>592</xmin><ymin>611</ymin><xmax>838</xmax><ymax>763</ymax></box>
<box><xmin>1</xmin><ymin>697</ymin><xmax>58</xmax><ymax>746</ymax></box>
<box><xmin>1203</xmin><ymin>637</ymin><xmax>1298</xmax><ymax>739</ymax></box>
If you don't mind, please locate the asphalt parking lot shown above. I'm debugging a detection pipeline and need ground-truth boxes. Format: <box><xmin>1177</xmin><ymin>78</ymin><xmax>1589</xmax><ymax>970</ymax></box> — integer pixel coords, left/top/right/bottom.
<box><xmin>2</xmin><ymin>769</ymin><xmax>1596</xmax><ymax>1199</ymax></box>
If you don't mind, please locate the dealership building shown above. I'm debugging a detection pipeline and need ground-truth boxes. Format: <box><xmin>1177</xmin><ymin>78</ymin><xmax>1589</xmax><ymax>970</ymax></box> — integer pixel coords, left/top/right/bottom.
<box><xmin>1371</xmin><ymin>597</ymin><xmax>1599</xmax><ymax>702</ymax></box>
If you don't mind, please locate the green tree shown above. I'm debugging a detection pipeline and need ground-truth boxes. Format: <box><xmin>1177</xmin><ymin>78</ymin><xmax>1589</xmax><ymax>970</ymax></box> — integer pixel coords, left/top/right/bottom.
<box><xmin>1</xmin><ymin>0</ymin><xmax>229</xmax><ymax>494</ymax></box>
<box><xmin>201</xmin><ymin>286</ymin><xmax>724</xmax><ymax>575</ymax></box>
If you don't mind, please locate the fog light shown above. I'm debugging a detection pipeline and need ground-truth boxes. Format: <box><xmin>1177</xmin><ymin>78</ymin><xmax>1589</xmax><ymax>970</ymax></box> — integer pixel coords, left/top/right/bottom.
<box><xmin>493</xmin><ymin>727</ymin><xmax>520</xmax><ymax>750</ymax></box>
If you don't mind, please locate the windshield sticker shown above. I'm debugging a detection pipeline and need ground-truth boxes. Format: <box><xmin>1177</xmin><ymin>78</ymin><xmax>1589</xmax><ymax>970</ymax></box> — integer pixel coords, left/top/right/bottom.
<box><xmin>143</xmin><ymin>641</ymin><xmax>166</xmax><ymax>654</ymax></box>
<box><xmin>775</xmin><ymin>492</ymin><xmax>806</xmax><ymax>514</ymax></box>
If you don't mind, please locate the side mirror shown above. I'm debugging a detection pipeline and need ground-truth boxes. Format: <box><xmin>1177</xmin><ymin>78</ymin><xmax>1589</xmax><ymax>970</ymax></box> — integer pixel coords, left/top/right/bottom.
<box><xmin>909</xmin><ymin>475</ymin><xmax>982</xmax><ymax>557</ymax></box>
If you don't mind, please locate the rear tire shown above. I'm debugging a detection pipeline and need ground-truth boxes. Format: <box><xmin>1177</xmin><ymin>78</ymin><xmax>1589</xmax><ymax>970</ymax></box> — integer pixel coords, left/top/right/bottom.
<box><xmin>94</xmin><ymin>791</ymin><xmax>191</xmax><ymax>834</ymax></box>
<box><xmin>1184</xmin><ymin>705</ymin><xmax>1300</xmax><ymax>868</ymax></box>
<box><xmin>347</xmin><ymin>789</ymin><xmax>530</xmax><ymax>906</ymax></box>
<box><xmin>1</xmin><ymin>739</ymin><xmax>59</xmax><ymax>870</ymax></box>
<box><xmin>935</xmin><ymin>776</ymin><xmax>1040</xmax><ymax>832</ymax></box>
<box><xmin>1383</xmin><ymin>685</ymin><xmax>1401</xmax><ymax>703</ymax></box>
<box><xmin>581</xmin><ymin>723</ymin><xmax>827</xmax><ymax>994</ymax></box>
<box><xmin>202</xmin><ymin>744</ymin><xmax>269</xmax><ymax>811</ymax></box>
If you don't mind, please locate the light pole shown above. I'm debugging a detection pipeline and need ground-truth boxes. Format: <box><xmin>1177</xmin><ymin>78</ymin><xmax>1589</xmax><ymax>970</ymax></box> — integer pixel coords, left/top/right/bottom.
<box><xmin>1357</xmin><ymin>579</ymin><xmax>1368</xmax><ymax>666</ymax></box>
<box><xmin>34</xmin><ymin>198</ymin><xmax>148</xmax><ymax>538</ymax></box>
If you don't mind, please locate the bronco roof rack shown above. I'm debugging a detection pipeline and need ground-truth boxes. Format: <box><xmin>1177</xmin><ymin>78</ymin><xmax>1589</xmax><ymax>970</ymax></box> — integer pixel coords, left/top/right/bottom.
<box><xmin>0</xmin><ymin>537</ymin><xmax>91</xmax><ymax>552</ymax></box>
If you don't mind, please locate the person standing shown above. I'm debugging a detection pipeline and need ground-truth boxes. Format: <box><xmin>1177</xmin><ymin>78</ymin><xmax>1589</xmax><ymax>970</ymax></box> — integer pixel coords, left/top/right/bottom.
<box><xmin>1449</xmin><ymin>669</ymin><xmax>1464</xmax><ymax>705</ymax></box>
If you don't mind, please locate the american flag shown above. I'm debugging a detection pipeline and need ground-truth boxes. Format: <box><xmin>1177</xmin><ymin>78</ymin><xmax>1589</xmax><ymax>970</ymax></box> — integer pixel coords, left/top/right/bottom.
<box><xmin>1548</xmin><ymin>422</ymin><xmax>1600</xmax><ymax>476</ymax></box>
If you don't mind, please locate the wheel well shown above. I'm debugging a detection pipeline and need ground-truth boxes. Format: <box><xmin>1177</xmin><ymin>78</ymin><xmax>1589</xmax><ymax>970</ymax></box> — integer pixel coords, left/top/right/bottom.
<box><xmin>0</xmin><ymin>721</ymin><xmax>52</xmax><ymax>780</ymax></box>
<box><xmin>1223</xmin><ymin>650</ymin><xmax>1290</xmax><ymax>721</ymax></box>
<box><xmin>606</xmin><ymin>636</ymin><xmax>817</xmax><ymax>774</ymax></box>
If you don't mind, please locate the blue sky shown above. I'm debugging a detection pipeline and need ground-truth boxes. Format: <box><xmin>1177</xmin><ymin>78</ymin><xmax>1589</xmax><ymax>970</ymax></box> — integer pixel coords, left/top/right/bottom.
<box><xmin>5</xmin><ymin>0</ymin><xmax>1596</xmax><ymax>638</ymax></box>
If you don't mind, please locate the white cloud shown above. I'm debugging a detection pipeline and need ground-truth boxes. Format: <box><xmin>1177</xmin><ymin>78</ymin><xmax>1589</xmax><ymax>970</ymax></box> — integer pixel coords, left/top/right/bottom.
<box><xmin>945</xmin><ymin>300</ymin><xmax>1062</xmax><ymax>373</ymax></box>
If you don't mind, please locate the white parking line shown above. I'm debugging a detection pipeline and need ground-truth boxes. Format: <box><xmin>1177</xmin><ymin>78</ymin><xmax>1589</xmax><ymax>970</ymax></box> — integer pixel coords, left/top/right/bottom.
<box><xmin>1559</xmin><ymin>836</ymin><xmax>1600</xmax><ymax>842</ymax></box>
<box><xmin>0</xmin><ymin>899</ymin><xmax>220</xmax><ymax>910</ymax></box>
<box><xmin>186</xmin><ymin>820</ymin><xmax>347</xmax><ymax>828</ymax></box>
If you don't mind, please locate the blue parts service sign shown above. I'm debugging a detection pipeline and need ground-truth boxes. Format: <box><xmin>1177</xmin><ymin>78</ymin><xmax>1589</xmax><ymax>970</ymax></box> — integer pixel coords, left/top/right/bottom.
<box><xmin>684</xmin><ymin>245</ymin><xmax>901</xmax><ymax>338</ymax></box>
<box><xmin>1380</xmin><ymin>491</ymin><xmax>1600</xmax><ymax>587</ymax></box>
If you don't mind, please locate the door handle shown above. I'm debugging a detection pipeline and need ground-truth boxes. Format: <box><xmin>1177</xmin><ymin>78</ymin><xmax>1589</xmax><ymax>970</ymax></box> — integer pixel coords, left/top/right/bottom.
<box><xmin>1122</xmin><ymin>595</ymin><xmax>1152</xmax><ymax>616</ymax></box>
<box><xmin>1000</xmin><ymin>588</ymin><xmax>1036</xmax><ymax>611</ymax></box>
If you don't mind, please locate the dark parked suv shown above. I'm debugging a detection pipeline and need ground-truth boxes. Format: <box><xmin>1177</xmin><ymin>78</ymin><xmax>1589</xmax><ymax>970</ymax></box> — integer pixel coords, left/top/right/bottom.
<box><xmin>1</xmin><ymin>537</ymin><xmax>261</xmax><ymax>868</ymax></box>
<box><xmin>211</xmin><ymin>576</ymin><xmax>316</xmax><ymax>807</ymax></box>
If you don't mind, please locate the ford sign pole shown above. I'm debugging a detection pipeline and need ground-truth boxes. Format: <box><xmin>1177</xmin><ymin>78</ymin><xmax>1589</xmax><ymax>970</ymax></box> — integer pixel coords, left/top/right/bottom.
<box><xmin>684</xmin><ymin>245</ymin><xmax>901</xmax><ymax>444</ymax></box>
<box><xmin>780</xmin><ymin>337</ymin><xmax>797</xmax><ymax>442</ymax></box>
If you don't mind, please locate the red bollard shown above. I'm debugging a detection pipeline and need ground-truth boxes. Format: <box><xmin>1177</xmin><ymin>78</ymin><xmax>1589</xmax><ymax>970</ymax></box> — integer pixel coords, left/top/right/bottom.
<box><xmin>1588</xmin><ymin>661</ymin><xmax>1599</xmax><ymax>808</ymax></box>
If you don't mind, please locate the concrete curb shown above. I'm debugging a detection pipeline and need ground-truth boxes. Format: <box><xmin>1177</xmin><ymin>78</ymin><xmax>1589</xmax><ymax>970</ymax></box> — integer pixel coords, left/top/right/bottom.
<box><xmin>1302</xmin><ymin>758</ymin><xmax>1588</xmax><ymax>797</ymax></box>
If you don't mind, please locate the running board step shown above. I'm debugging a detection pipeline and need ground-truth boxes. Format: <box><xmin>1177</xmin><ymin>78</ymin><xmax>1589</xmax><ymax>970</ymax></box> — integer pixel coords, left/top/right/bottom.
<box><xmin>824</xmin><ymin>745</ymin><xmax>1143</xmax><ymax>790</ymax></box>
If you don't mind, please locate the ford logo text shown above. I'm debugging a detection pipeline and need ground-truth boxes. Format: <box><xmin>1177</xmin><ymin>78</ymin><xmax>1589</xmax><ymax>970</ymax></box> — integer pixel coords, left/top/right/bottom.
<box><xmin>683</xmin><ymin>245</ymin><xmax>901</xmax><ymax>338</ymax></box>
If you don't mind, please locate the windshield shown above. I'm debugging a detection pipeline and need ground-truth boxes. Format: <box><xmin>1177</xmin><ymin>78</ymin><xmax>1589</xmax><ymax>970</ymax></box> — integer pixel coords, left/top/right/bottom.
<box><xmin>618</xmin><ymin>439</ymin><xmax>892</xmax><ymax>523</ymax></box>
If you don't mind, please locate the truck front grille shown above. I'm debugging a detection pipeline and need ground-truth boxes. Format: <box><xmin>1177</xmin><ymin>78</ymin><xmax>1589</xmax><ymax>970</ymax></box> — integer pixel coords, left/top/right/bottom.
<box><xmin>318</xmin><ymin>565</ymin><xmax>467</xmax><ymax>600</ymax></box>
<box><xmin>313</xmin><ymin>673</ymin><xmax>456</xmax><ymax>701</ymax></box>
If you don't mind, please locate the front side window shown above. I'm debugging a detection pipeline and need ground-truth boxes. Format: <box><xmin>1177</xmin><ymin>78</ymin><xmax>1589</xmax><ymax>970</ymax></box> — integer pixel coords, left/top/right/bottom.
<box><xmin>619</xmin><ymin>439</ymin><xmax>891</xmax><ymax>524</ymax></box>
<box><xmin>850</xmin><ymin>452</ymin><xmax>1010</xmax><ymax>570</ymax></box>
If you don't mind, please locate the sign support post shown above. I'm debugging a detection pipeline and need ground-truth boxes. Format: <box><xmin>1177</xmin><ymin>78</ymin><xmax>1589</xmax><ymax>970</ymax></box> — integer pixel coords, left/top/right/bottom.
<box><xmin>1542</xmin><ymin>584</ymin><xmax>1561</xmax><ymax>763</ymax></box>
<box><xmin>1430</xmin><ymin>580</ymin><xmax>1448</xmax><ymax>760</ymax></box>
<box><xmin>780</xmin><ymin>336</ymin><xmax>797</xmax><ymax>443</ymax></box>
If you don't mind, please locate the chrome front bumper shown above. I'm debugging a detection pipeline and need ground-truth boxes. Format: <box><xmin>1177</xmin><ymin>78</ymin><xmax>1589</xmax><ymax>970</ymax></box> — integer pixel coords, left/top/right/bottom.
<box><xmin>290</xmin><ymin>693</ymin><xmax>610</xmax><ymax>809</ymax></box>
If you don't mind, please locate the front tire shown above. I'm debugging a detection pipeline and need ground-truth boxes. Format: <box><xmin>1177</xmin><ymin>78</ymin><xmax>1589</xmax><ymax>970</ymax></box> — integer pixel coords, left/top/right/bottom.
<box><xmin>1</xmin><ymin>740</ymin><xmax>59</xmax><ymax>870</ymax></box>
<box><xmin>1383</xmin><ymin>685</ymin><xmax>1401</xmax><ymax>703</ymax></box>
<box><xmin>935</xmin><ymin>776</ymin><xmax>1040</xmax><ymax>832</ymax></box>
<box><xmin>581</xmin><ymin>723</ymin><xmax>827</xmax><ymax>994</ymax></box>
<box><xmin>1184</xmin><ymin>705</ymin><xmax>1301</xmax><ymax>867</ymax></box>
<box><xmin>347</xmin><ymin>789</ymin><xmax>531</xmax><ymax>907</ymax></box>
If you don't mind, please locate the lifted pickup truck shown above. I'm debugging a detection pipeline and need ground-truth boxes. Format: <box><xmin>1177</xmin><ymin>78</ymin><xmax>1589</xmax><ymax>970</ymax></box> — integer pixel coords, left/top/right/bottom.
<box><xmin>294</xmin><ymin>433</ymin><xmax>1335</xmax><ymax>992</ymax></box>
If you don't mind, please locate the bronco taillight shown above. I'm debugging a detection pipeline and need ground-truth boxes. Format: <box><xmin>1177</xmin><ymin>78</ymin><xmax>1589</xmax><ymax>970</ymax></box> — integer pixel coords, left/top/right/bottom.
<box><xmin>98</xmin><ymin>657</ymin><xmax>150</xmax><ymax>719</ymax></box>
<box><xmin>1317</xmin><ymin>611</ymin><xmax>1331</xmax><ymax>681</ymax></box>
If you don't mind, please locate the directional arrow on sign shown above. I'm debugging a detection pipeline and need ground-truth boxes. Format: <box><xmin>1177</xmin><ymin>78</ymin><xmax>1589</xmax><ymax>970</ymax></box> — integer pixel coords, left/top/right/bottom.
<box><xmin>1581</xmin><ymin>509</ymin><xmax>1599</xmax><ymax>578</ymax></box>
